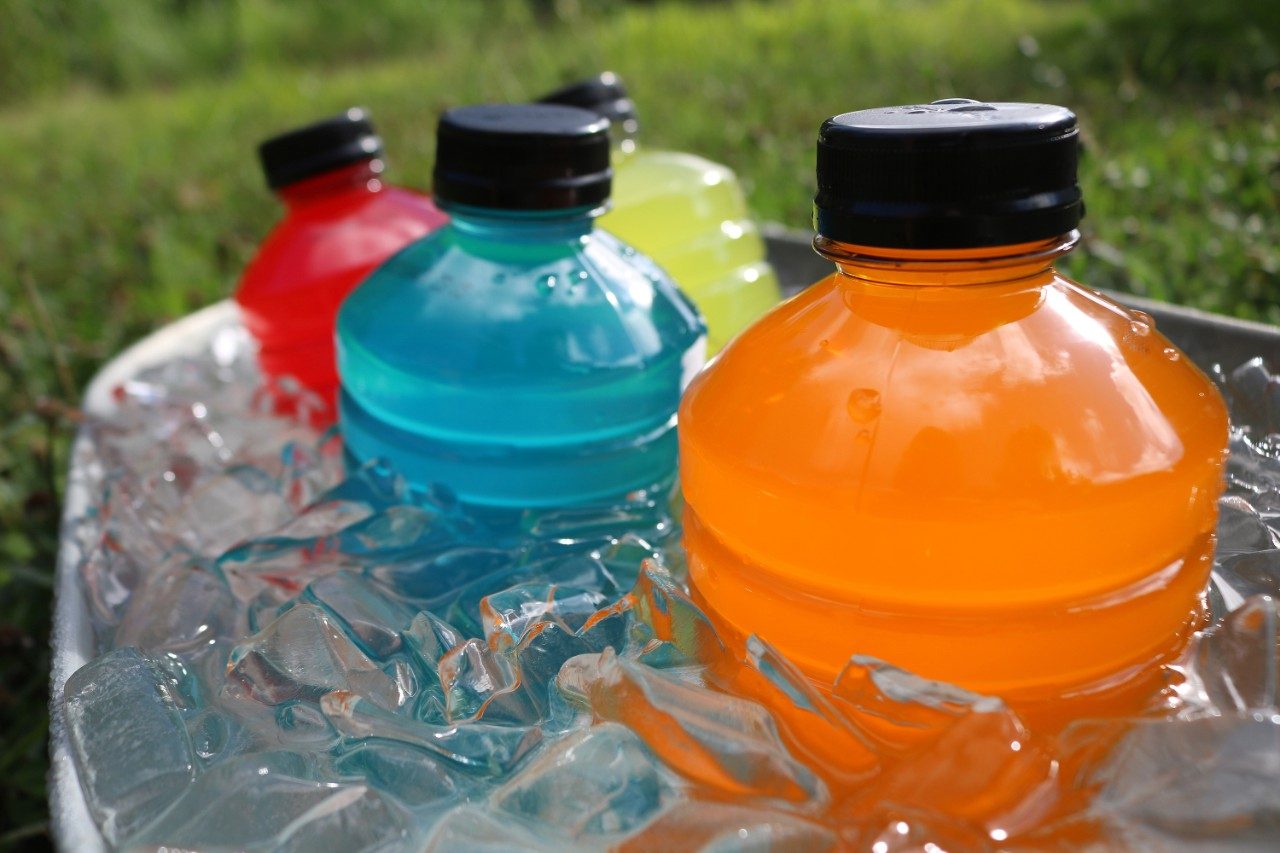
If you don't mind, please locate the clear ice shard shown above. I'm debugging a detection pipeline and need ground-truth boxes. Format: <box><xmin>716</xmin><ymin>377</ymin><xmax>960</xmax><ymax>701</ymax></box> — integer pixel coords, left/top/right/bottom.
<box><xmin>333</xmin><ymin>741</ymin><xmax>465</xmax><ymax>812</ymax></box>
<box><xmin>125</xmin><ymin>751</ymin><xmax>413</xmax><ymax>851</ymax></box>
<box><xmin>1088</xmin><ymin>715</ymin><xmax>1280</xmax><ymax>844</ymax></box>
<box><xmin>556</xmin><ymin>648</ymin><xmax>825</xmax><ymax>804</ymax></box>
<box><xmin>226</xmin><ymin>603</ymin><xmax>404</xmax><ymax>710</ymax></box>
<box><xmin>1181</xmin><ymin>594</ymin><xmax>1280</xmax><ymax>714</ymax></box>
<box><xmin>422</xmin><ymin>805</ymin><xmax>562</xmax><ymax>853</ymax></box>
<box><xmin>171</xmin><ymin>464</ymin><xmax>295</xmax><ymax>556</ymax></box>
<box><xmin>490</xmin><ymin>723</ymin><xmax>676</xmax><ymax>841</ymax></box>
<box><xmin>480</xmin><ymin>581</ymin><xmax>609</xmax><ymax>651</ymax></box>
<box><xmin>113</xmin><ymin>558</ymin><xmax>237</xmax><ymax>654</ymax></box>
<box><xmin>62</xmin><ymin>648</ymin><xmax>196</xmax><ymax>844</ymax></box>
<box><xmin>833</xmin><ymin>656</ymin><xmax>1059</xmax><ymax>834</ymax></box>
<box><xmin>303</xmin><ymin>571</ymin><xmax>419</xmax><ymax>659</ymax></box>
<box><xmin>437</xmin><ymin>638</ymin><xmax>536</xmax><ymax>724</ymax></box>
<box><xmin>619</xmin><ymin>800</ymin><xmax>837</xmax><ymax>851</ymax></box>
<box><xmin>321</xmin><ymin>690</ymin><xmax>543</xmax><ymax>777</ymax></box>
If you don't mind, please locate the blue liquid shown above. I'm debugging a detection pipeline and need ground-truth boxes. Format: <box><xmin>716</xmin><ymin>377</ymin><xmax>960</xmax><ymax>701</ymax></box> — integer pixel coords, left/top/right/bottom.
<box><xmin>336</xmin><ymin>205</ymin><xmax>706</xmax><ymax>508</ymax></box>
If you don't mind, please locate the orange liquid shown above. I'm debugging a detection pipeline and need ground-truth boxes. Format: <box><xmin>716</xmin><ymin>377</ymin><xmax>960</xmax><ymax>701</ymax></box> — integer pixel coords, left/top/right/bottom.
<box><xmin>680</xmin><ymin>235</ymin><xmax>1229</xmax><ymax>719</ymax></box>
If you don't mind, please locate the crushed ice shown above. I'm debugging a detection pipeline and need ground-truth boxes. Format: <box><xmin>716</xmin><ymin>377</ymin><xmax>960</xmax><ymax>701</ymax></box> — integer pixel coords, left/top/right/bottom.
<box><xmin>62</xmin><ymin>322</ymin><xmax>1280</xmax><ymax>849</ymax></box>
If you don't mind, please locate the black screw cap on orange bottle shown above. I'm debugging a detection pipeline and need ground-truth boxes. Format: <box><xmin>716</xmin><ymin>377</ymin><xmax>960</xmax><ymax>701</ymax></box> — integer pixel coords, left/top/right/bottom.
<box><xmin>814</xmin><ymin>98</ymin><xmax>1084</xmax><ymax>248</ymax></box>
<box><xmin>258</xmin><ymin>107</ymin><xmax>383</xmax><ymax>190</ymax></box>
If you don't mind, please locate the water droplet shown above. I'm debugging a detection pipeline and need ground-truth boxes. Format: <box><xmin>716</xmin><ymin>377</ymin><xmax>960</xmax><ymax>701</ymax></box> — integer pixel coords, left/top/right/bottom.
<box><xmin>537</xmin><ymin>274</ymin><xmax>558</xmax><ymax>295</ymax></box>
<box><xmin>853</xmin><ymin>429</ymin><xmax>872</xmax><ymax>447</ymax></box>
<box><xmin>847</xmin><ymin>388</ymin><xmax>882</xmax><ymax>423</ymax></box>
<box><xmin>1163</xmin><ymin>347</ymin><xmax>1181</xmax><ymax>362</ymax></box>
<box><xmin>1128</xmin><ymin>309</ymin><xmax>1154</xmax><ymax>336</ymax></box>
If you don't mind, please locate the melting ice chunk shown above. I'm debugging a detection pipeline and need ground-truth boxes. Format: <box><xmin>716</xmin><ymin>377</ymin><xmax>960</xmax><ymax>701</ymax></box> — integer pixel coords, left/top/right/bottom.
<box><xmin>557</xmin><ymin>648</ymin><xmax>824</xmax><ymax>804</ymax></box>
<box><xmin>62</xmin><ymin>648</ymin><xmax>196</xmax><ymax>844</ymax></box>
<box><xmin>225</xmin><ymin>603</ymin><xmax>403</xmax><ymax>710</ymax></box>
<box><xmin>1089</xmin><ymin>715</ymin><xmax>1280</xmax><ymax>844</ymax></box>
<box><xmin>125</xmin><ymin>751</ymin><xmax>412</xmax><ymax>851</ymax></box>
<box><xmin>490</xmin><ymin>723</ymin><xmax>676</xmax><ymax>841</ymax></box>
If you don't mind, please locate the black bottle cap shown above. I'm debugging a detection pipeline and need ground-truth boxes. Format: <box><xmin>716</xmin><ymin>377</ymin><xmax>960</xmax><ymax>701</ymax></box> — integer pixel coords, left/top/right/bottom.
<box><xmin>537</xmin><ymin>72</ymin><xmax>639</xmax><ymax>137</ymax></box>
<box><xmin>433</xmin><ymin>103</ymin><xmax>612</xmax><ymax>211</ymax></box>
<box><xmin>814</xmin><ymin>99</ymin><xmax>1083</xmax><ymax>248</ymax></box>
<box><xmin>258</xmin><ymin>107</ymin><xmax>384</xmax><ymax>190</ymax></box>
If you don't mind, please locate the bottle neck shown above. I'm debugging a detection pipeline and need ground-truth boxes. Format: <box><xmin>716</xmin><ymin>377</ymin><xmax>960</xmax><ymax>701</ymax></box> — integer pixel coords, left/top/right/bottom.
<box><xmin>448</xmin><ymin>204</ymin><xmax>599</xmax><ymax>244</ymax></box>
<box><xmin>277</xmin><ymin>159</ymin><xmax>386</xmax><ymax>209</ymax></box>
<box><xmin>815</xmin><ymin>232</ymin><xmax>1078</xmax><ymax>287</ymax></box>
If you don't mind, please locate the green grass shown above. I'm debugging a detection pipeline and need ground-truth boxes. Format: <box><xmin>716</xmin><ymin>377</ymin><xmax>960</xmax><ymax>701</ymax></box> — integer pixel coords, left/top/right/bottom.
<box><xmin>1</xmin><ymin>0</ymin><xmax>1277</xmax><ymax>842</ymax></box>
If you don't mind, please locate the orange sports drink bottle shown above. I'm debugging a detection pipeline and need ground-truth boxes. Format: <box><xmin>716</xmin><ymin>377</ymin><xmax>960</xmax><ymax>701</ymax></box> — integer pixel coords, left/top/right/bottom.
<box><xmin>680</xmin><ymin>100</ymin><xmax>1229</xmax><ymax>721</ymax></box>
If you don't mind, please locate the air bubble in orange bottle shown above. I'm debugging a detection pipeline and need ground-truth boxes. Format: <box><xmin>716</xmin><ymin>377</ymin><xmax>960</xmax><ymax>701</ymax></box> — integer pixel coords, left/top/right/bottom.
<box><xmin>679</xmin><ymin>99</ymin><xmax>1229</xmax><ymax>719</ymax></box>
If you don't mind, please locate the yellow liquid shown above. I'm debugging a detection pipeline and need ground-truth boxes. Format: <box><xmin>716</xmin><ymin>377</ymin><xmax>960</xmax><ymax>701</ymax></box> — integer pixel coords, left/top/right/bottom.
<box><xmin>599</xmin><ymin>147</ymin><xmax>782</xmax><ymax>353</ymax></box>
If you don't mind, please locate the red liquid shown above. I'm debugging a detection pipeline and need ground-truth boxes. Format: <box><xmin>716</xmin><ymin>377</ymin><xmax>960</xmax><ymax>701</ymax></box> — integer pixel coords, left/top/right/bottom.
<box><xmin>236</xmin><ymin>159</ymin><xmax>446</xmax><ymax>420</ymax></box>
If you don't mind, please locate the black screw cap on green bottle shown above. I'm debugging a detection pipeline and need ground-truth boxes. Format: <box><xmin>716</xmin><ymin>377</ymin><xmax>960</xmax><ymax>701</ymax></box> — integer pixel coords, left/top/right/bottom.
<box><xmin>537</xmin><ymin>72</ymin><xmax>640</xmax><ymax>138</ymax></box>
<box><xmin>433</xmin><ymin>103</ymin><xmax>612</xmax><ymax>211</ymax></box>
<box><xmin>258</xmin><ymin>107</ymin><xmax>383</xmax><ymax>190</ymax></box>
<box><xmin>814</xmin><ymin>98</ymin><xmax>1084</xmax><ymax>249</ymax></box>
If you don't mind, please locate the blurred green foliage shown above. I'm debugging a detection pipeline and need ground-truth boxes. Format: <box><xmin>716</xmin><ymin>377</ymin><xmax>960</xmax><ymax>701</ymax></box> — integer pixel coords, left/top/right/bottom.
<box><xmin>0</xmin><ymin>0</ymin><xmax>1276</xmax><ymax>844</ymax></box>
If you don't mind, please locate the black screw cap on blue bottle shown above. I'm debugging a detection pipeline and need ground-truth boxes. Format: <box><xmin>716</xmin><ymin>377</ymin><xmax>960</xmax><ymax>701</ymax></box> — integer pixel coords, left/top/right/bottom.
<box><xmin>814</xmin><ymin>98</ymin><xmax>1084</xmax><ymax>249</ymax></box>
<box><xmin>432</xmin><ymin>103</ymin><xmax>612</xmax><ymax>211</ymax></box>
<box><xmin>258</xmin><ymin>107</ymin><xmax>383</xmax><ymax>190</ymax></box>
<box><xmin>537</xmin><ymin>72</ymin><xmax>640</xmax><ymax>138</ymax></box>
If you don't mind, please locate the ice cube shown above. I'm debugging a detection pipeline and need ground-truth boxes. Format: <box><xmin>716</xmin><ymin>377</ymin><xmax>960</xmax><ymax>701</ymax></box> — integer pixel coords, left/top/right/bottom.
<box><xmin>321</xmin><ymin>690</ymin><xmax>542</xmax><ymax>777</ymax></box>
<box><xmin>1089</xmin><ymin>715</ymin><xmax>1280</xmax><ymax>843</ymax></box>
<box><xmin>334</xmin><ymin>740</ymin><xmax>466</xmax><ymax>812</ymax></box>
<box><xmin>1225</xmin><ymin>357</ymin><xmax>1280</xmax><ymax>438</ymax></box>
<box><xmin>742</xmin><ymin>636</ymin><xmax>879</xmax><ymax>786</ymax></box>
<box><xmin>62</xmin><ymin>648</ymin><xmax>196</xmax><ymax>844</ymax></box>
<box><xmin>172</xmin><ymin>464</ymin><xmax>294</xmax><ymax>556</ymax></box>
<box><xmin>834</xmin><ymin>656</ymin><xmax>1059</xmax><ymax>834</ymax></box>
<box><xmin>481</xmin><ymin>581</ymin><xmax>609</xmax><ymax>651</ymax></box>
<box><xmin>225</xmin><ymin>603</ymin><xmax>403</xmax><ymax>710</ymax></box>
<box><xmin>125</xmin><ymin>751</ymin><xmax>413</xmax><ymax>851</ymax></box>
<box><xmin>1182</xmin><ymin>595</ymin><xmax>1280</xmax><ymax>714</ymax></box>
<box><xmin>438</xmin><ymin>638</ymin><xmax>540</xmax><ymax>725</ymax></box>
<box><xmin>491</xmin><ymin>723</ymin><xmax>675</xmax><ymax>841</ymax></box>
<box><xmin>557</xmin><ymin>649</ymin><xmax>824</xmax><ymax>804</ymax></box>
<box><xmin>113</xmin><ymin>559</ymin><xmax>237</xmax><ymax>654</ymax></box>
<box><xmin>422</xmin><ymin>805</ymin><xmax>561</xmax><ymax>852</ymax></box>
<box><xmin>303</xmin><ymin>571</ymin><xmax>419</xmax><ymax>659</ymax></box>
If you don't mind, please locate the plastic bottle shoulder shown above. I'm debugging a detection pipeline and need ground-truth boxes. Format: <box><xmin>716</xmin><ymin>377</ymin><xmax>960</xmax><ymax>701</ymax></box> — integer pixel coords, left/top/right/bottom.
<box><xmin>341</xmin><ymin>224</ymin><xmax>701</xmax><ymax>381</ymax></box>
<box><xmin>680</xmin><ymin>270</ymin><xmax>1228</xmax><ymax>604</ymax></box>
<box><xmin>237</xmin><ymin>187</ymin><xmax>443</xmax><ymax>303</ymax></box>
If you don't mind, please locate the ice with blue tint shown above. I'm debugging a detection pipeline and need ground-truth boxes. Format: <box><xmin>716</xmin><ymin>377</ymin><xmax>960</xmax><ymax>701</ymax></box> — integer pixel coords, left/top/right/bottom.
<box><xmin>62</xmin><ymin>323</ymin><xmax>1280</xmax><ymax>849</ymax></box>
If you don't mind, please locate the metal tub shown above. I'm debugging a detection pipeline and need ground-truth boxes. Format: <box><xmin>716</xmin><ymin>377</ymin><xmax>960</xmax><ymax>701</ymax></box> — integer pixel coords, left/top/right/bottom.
<box><xmin>49</xmin><ymin>232</ymin><xmax>1280</xmax><ymax>849</ymax></box>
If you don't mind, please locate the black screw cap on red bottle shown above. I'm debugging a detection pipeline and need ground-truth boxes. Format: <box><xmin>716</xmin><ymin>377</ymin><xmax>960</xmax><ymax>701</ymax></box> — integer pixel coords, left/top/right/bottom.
<box><xmin>433</xmin><ymin>103</ymin><xmax>612</xmax><ymax>211</ymax></box>
<box><xmin>537</xmin><ymin>72</ymin><xmax>639</xmax><ymax>138</ymax></box>
<box><xmin>258</xmin><ymin>107</ymin><xmax>384</xmax><ymax>190</ymax></box>
<box><xmin>814</xmin><ymin>99</ymin><xmax>1084</xmax><ymax>249</ymax></box>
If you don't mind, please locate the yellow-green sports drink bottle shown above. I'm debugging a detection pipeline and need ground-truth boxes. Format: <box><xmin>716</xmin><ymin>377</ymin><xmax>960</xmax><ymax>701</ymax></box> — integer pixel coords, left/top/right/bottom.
<box><xmin>539</xmin><ymin>72</ymin><xmax>781</xmax><ymax>353</ymax></box>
